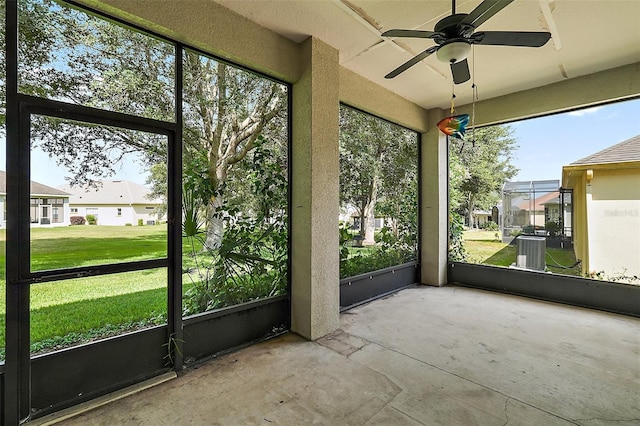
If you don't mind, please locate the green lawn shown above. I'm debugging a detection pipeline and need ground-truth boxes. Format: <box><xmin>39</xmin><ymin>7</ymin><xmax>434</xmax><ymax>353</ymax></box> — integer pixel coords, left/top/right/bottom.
<box><xmin>0</xmin><ymin>225</ymin><xmax>175</xmax><ymax>358</ymax></box>
<box><xmin>1</xmin><ymin>224</ymin><xmax>286</xmax><ymax>358</ymax></box>
<box><xmin>29</xmin><ymin>225</ymin><xmax>168</xmax><ymax>271</ymax></box>
<box><xmin>462</xmin><ymin>231</ymin><xmax>580</xmax><ymax>275</ymax></box>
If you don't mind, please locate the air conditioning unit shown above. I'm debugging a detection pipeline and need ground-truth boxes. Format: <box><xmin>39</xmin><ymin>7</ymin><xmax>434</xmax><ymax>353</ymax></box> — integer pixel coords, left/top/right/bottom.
<box><xmin>516</xmin><ymin>236</ymin><xmax>546</xmax><ymax>271</ymax></box>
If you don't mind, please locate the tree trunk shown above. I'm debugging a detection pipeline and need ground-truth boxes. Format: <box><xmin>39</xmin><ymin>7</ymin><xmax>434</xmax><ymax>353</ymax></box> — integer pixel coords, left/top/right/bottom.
<box><xmin>467</xmin><ymin>194</ymin><xmax>476</xmax><ymax>229</ymax></box>
<box><xmin>358</xmin><ymin>202</ymin><xmax>367</xmax><ymax>237</ymax></box>
<box><xmin>204</xmin><ymin>196</ymin><xmax>224</xmax><ymax>250</ymax></box>
<box><xmin>363</xmin><ymin>178</ymin><xmax>379</xmax><ymax>244</ymax></box>
<box><xmin>364</xmin><ymin>201</ymin><xmax>376</xmax><ymax>244</ymax></box>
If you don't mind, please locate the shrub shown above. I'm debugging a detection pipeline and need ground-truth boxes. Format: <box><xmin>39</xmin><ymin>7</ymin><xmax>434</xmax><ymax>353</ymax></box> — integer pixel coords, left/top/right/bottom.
<box><xmin>481</xmin><ymin>221</ymin><xmax>499</xmax><ymax>231</ymax></box>
<box><xmin>125</xmin><ymin>223</ymin><xmax>132</xmax><ymax>226</ymax></box>
<box><xmin>522</xmin><ymin>224</ymin><xmax>544</xmax><ymax>234</ymax></box>
<box><xmin>137</xmin><ymin>219</ymin><xmax>144</xmax><ymax>226</ymax></box>
<box><xmin>70</xmin><ymin>216</ymin><xmax>86</xmax><ymax>226</ymax></box>
<box><xmin>545</xmin><ymin>220</ymin><xmax>560</xmax><ymax>237</ymax></box>
<box><xmin>448</xmin><ymin>212</ymin><xmax>468</xmax><ymax>262</ymax></box>
<box><xmin>340</xmin><ymin>247</ymin><xmax>414</xmax><ymax>279</ymax></box>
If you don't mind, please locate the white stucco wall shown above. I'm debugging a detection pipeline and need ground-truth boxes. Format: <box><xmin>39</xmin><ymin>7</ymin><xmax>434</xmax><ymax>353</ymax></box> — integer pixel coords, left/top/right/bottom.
<box><xmin>0</xmin><ymin>195</ymin><xmax>5</xmax><ymax>227</ymax></box>
<box><xmin>72</xmin><ymin>204</ymin><xmax>160</xmax><ymax>226</ymax></box>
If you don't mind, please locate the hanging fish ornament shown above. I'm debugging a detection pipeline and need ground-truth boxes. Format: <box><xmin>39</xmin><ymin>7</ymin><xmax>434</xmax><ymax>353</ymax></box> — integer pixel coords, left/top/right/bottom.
<box><xmin>437</xmin><ymin>114</ymin><xmax>469</xmax><ymax>139</ymax></box>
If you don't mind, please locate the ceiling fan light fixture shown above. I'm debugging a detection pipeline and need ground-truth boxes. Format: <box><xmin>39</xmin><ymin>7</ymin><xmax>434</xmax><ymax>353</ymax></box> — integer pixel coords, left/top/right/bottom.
<box><xmin>436</xmin><ymin>41</ymin><xmax>471</xmax><ymax>64</ymax></box>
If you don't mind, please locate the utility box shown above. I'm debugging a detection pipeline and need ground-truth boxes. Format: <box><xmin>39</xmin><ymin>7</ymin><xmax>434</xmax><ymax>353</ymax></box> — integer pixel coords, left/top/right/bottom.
<box><xmin>516</xmin><ymin>236</ymin><xmax>546</xmax><ymax>271</ymax></box>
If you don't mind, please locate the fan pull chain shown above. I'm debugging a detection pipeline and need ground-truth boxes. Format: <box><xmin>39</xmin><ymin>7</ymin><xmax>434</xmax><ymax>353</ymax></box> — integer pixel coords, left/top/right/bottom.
<box><xmin>470</xmin><ymin>44</ymin><xmax>477</xmax><ymax>147</ymax></box>
<box><xmin>471</xmin><ymin>83</ymin><xmax>478</xmax><ymax>147</ymax></box>
<box><xmin>450</xmin><ymin>79</ymin><xmax>456</xmax><ymax>115</ymax></box>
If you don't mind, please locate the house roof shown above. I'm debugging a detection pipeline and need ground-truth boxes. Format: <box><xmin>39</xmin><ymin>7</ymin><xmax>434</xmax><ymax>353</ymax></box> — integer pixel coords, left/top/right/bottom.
<box><xmin>570</xmin><ymin>135</ymin><xmax>640</xmax><ymax>166</ymax></box>
<box><xmin>0</xmin><ymin>170</ymin><xmax>70</xmax><ymax>197</ymax></box>
<box><xmin>58</xmin><ymin>180</ymin><xmax>161</xmax><ymax>205</ymax></box>
<box><xmin>517</xmin><ymin>191</ymin><xmax>560</xmax><ymax>211</ymax></box>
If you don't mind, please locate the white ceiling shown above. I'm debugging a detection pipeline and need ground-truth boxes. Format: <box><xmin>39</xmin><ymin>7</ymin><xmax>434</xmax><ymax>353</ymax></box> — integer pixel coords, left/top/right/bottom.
<box><xmin>215</xmin><ymin>0</ymin><xmax>640</xmax><ymax>111</ymax></box>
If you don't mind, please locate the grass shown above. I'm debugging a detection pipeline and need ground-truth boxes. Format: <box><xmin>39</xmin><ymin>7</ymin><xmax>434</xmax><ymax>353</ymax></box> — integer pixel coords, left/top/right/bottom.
<box><xmin>462</xmin><ymin>230</ymin><xmax>581</xmax><ymax>276</ymax></box>
<box><xmin>29</xmin><ymin>225</ymin><xmax>167</xmax><ymax>271</ymax></box>
<box><xmin>0</xmin><ymin>225</ymin><xmax>176</xmax><ymax>358</ymax></box>
<box><xmin>1</xmin><ymin>224</ymin><xmax>287</xmax><ymax>359</ymax></box>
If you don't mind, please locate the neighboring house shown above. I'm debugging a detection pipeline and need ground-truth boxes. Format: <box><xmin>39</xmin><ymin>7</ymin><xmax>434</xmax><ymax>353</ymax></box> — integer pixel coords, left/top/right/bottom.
<box><xmin>542</xmin><ymin>193</ymin><xmax>573</xmax><ymax>237</ymax></box>
<box><xmin>502</xmin><ymin>180</ymin><xmax>559</xmax><ymax>229</ymax></box>
<box><xmin>562</xmin><ymin>135</ymin><xmax>640</xmax><ymax>278</ymax></box>
<box><xmin>58</xmin><ymin>180</ymin><xmax>164</xmax><ymax>226</ymax></box>
<box><xmin>0</xmin><ymin>170</ymin><xmax>71</xmax><ymax>227</ymax></box>
<box><xmin>516</xmin><ymin>191</ymin><xmax>560</xmax><ymax>229</ymax></box>
<box><xmin>471</xmin><ymin>210</ymin><xmax>492</xmax><ymax>228</ymax></box>
<box><xmin>339</xmin><ymin>204</ymin><xmax>386</xmax><ymax>231</ymax></box>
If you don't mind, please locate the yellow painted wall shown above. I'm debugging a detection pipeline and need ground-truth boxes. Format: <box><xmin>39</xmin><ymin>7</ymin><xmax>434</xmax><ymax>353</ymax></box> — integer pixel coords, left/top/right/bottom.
<box><xmin>565</xmin><ymin>165</ymin><xmax>640</xmax><ymax>278</ymax></box>
<box><xmin>586</xmin><ymin>169</ymin><xmax>640</xmax><ymax>278</ymax></box>
<box><xmin>567</xmin><ymin>172</ymin><xmax>590</xmax><ymax>275</ymax></box>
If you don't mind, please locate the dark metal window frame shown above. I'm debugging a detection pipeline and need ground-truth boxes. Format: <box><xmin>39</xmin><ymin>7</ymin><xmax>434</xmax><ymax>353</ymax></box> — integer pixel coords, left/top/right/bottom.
<box><xmin>19</xmin><ymin>94</ymin><xmax>176</xmax><ymax>278</ymax></box>
<box><xmin>338</xmin><ymin>103</ymin><xmax>422</xmax><ymax>307</ymax></box>
<box><xmin>6</xmin><ymin>93</ymin><xmax>181</xmax><ymax>423</ymax></box>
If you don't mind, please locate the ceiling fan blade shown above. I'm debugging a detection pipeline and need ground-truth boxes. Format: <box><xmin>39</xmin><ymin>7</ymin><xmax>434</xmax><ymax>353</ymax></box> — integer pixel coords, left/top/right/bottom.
<box><xmin>382</xmin><ymin>29</ymin><xmax>443</xmax><ymax>39</ymax></box>
<box><xmin>451</xmin><ymin>59</ymin><xmax>471</xmax><ymax>84</ymax></box>
<box><xmin>385</xmin><ymin>46</ymin><xmax>438</xmax><ymax>79</ymax></box>
<box><xmin>473</xmin><ymin>31</ymin><xmax>551</xmax><ymax>47</ymax></box>
<box><xmin>460</xmin><ymin>0</ymin><xmax>515</xmax><ymax>28</ymax></box>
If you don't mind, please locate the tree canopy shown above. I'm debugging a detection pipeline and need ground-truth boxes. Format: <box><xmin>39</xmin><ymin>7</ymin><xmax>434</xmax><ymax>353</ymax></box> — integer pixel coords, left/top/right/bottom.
<box><xmin>3</xmin><ymin>0</ymin><xmax>288</xmax><ymax>249</ymax></box>
<box><xmin>449</xmin><ymin>126</ymin><xmax>519</xmax><ymax>227</ymax></box>
<box><xmin>339</xmin><ymin>105</ymin><xmax>418</xmax><ymax>244</ymax></box>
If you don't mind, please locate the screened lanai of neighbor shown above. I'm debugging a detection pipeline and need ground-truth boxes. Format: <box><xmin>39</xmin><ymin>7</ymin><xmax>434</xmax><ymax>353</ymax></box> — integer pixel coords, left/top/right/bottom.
<box><xmin>1</xmin><ymin>0</ymin><xmax>639</xmax><ymax>424</ymax></box>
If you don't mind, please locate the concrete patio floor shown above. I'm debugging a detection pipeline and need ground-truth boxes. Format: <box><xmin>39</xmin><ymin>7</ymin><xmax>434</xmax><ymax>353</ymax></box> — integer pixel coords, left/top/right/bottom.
<box><xmin>49</xmin><ymin>286</ymin><xmax>639</xmax><ymax>425</ymax></box>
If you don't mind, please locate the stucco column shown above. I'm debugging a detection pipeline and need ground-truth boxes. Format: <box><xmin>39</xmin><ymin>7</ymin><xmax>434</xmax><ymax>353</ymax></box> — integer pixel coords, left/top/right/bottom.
<box><xmin>421</xmin><ymin>108</ymin><xmax>448</xmax><ymax>286</ymax></box>
<box><xmin>291</xmin><ymin>37</ymin><xmax>340</xmax><ymax>340</ymax></box>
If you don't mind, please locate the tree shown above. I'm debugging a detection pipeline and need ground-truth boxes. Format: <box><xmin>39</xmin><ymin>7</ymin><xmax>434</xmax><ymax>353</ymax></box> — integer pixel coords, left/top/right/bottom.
<box><xmin>376</xmin><ymin>129</ymin><xmax>418</xmax><ymax>241</ymax></box>
<box><xmin>340</xmin><ymin>107</ymin><xmax>384</xmax><ymax>242</ymax></box>
<box><xmin>181</xmin><ymin>54</ymin><xmax>286</xmax><ymax>249</ymax></box>
<box><xmin>1</xmin><ymin>0</ymin><xmax>70</xmax><ymax>129</ymax></box>
<box><xmin>4</xmin><ymin>0</ymin><xmax>287</xmax><ymax>250</ymax></box>
<box><xmin>339</xmin><ymin>106</ymin><xmax>416</xmax><ymax>244</ymax></box>
<box><xmin>449</xmin><ymin>126</ymin><xmax>519</xmax><ymax>228</ymax></box>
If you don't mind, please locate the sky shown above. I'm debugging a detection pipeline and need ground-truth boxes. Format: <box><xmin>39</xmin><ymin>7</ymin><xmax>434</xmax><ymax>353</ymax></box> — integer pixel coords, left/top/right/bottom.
<box><xmin>506</xmin><ymin>98</ymin><xmax>640</xmax><ymax>183</ymax></box>
<box><xmin>29</xmin><ymin>147</ymin><xmax>149</xmax><ymax>187</ymax></box>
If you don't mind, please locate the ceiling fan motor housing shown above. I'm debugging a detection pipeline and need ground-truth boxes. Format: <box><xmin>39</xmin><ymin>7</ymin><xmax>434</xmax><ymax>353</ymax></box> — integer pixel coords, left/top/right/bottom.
<box><xmin>434</xmin><ymin>13</ymin><xmax>474</xmax><ymax>38</ymax></box>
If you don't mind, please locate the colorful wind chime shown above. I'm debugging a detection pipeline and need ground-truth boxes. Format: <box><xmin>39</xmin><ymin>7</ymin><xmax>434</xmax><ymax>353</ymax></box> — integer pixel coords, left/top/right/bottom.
<box><xmin>436</xmin><ymin>47</ymin><xmax>479</xmax><ymax>150</ymax></box>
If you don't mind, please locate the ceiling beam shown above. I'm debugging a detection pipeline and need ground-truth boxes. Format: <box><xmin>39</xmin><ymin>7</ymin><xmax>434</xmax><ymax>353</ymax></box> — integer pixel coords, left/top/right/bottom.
<box><xmin>454</xmin><ymin>62</ymin><xmax>640</xmax><ymax>126</ymax></box>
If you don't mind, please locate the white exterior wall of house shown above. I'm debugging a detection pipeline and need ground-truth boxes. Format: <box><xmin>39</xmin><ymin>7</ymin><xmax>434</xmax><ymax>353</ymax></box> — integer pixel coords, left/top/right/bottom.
<box><xmin>585</xmin><ymin>169</ymin><xmax>640</xmax><ymax>278</ymax></box>
<box><xmin>472</xmin><ymin>211</ymin><xmax>491</xmax><ymax>228</ymax></box>
<box><xmin>59</xmin><ymin>199</ymin><xmax>71</xmax><ymax>226</ymax></box>
<box><xmin>72</xmin><ymin>204</ymin><xmax>160</xmax><ymax>226</ymax></box>
<box><xmin>61</xmin><ymin>180</ymin><xmax>163</xmax><ymax>226</ymax></box>
<box><xmin>0</xmin><ymin>195</ymin><xmax>5</xmax><ymax>227</ymax></box>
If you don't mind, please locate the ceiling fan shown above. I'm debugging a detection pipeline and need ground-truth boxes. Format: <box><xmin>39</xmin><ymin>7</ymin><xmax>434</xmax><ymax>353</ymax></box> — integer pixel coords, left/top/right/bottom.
<box><xmin>382</xmin><ymin>0</ymin><xmax>551</xmax><ymax>84</ymax></box>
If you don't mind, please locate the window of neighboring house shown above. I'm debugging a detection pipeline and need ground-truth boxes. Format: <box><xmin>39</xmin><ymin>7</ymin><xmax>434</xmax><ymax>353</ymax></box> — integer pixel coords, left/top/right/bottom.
<box><xmin>145</xmin><ymin>206</ymin><xmax>154</xmax><ymax>210</ymax></box>
<box><xmin>117</xmin><ymin>208</ymin><xmax>122</xmax><ymax>217</ymax></box>
<box><xmin>70</xmin><ymin>208</ymin><xmax>78</xmax><ymax>214</ymax></box>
